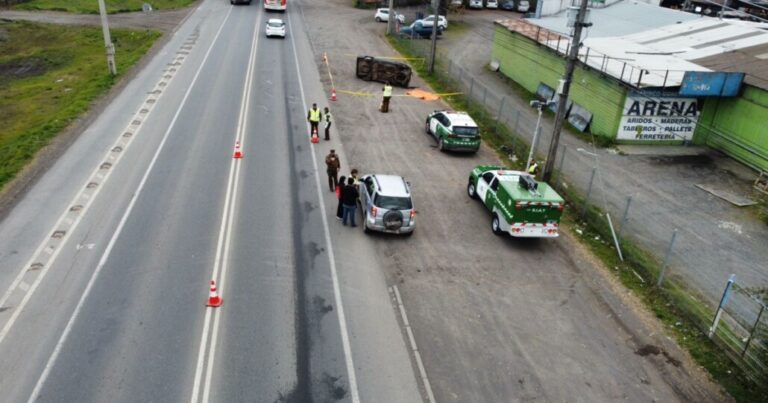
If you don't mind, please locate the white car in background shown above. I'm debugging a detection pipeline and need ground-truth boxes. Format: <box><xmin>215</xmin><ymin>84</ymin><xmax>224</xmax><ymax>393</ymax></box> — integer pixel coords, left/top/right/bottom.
<box><xmin>517</xmin><ymin>0</ymin><xmax>531</xmax><ymax>12</ymax></box>
<box><xmin>418</xmin><ymin>14</ymin><xmax>448</xmax><ymax>30</ymax></box>
<box><xmin>469</xmin><ymin>0</ymin><xmax>483</xmax><ymax>9</ymax></box>
<box><xmin>374</xmin><ymin>8</ymin><xmax>406</xmax><ymax>24</ymax></box>
<box><xmin>265</xmin><ymin>18</ymin><xmax>285</xmax><ymax>38</ymax></box>
<box><xmin>487</xmin><ymin>0</ymin><xmax>499</xmax><ymax>8</ymax></box>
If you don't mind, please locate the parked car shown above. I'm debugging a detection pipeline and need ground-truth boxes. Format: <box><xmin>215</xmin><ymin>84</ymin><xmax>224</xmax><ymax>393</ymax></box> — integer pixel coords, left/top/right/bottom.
<box><xmin>487</xmin><ymin>0</ymin><xmax>499</xmax><ymax>8</ymax></box>
<box><xmin>450</xmin><ymin>0</ymin><xmax>463</xmax><ymax>5</ymax></box>
<box><xmin>265</xmin><ymin>18</ymin><xmax>285</xmax><ymax>38</ymax></box>
<box><xmin>517</xmin><ymin>0</ymin><xmax>530</xmax><ymax>12</ymax></box>
<box><xmin>374</xmin><ymin>8</ymin><xmax>405</xmax><ymax>24</ymax></box>
<box><xmin>425</xmin><ymin>110</ymin><xmax>481</xmax><ymax>153</ymax></box>
<box><xmin>467</xmin><ymin>165</ymin><xmax>565</xmax><ymax>238</ymax></box>
<box><xmin>500</xmin><ymin>0</ymin><xmax>516</xmax><ymax>10</ymax></box>
<box><xmin>417</xmin><ymin>14</ymin><xmax>448</xmax><ymax>30</ymax></box>
<box><xmin>469</xmin><ymin>0</ymin><xmax>483</xmax><ymax>9</ymax></box>
<box><xmin>355</xmin><ymin>56</ymin><xmax>412</xmax><ymax>87</ymax></box>
<box><xmin>399</xmin><ymin>21</ymin><xmax>443</xmax><ymax>38</ymax></box>
<box><xmin>358</xmin><ymin>174</ymin><xmax>416</xmax><ymax>235</ymax></box>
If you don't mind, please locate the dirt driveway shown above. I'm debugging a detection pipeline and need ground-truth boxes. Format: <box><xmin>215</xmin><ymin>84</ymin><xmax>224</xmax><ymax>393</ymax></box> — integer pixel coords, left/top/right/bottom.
<box><xmin>0</xmin><ymin>8</ymin><xmax>192</xmax><ymax>32</ymax></box>
<box><xmin>296</xmin><ymin>0</ymin><xmax>728</xmax><ymax>401</ymax></box>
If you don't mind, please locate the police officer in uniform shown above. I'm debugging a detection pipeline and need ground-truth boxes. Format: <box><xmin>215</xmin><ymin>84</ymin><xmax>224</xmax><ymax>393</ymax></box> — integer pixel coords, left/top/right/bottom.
<box><xmin>380</xmin><ymin>82</ymin><xmax>393</xmax><ymax>113</ymax></box>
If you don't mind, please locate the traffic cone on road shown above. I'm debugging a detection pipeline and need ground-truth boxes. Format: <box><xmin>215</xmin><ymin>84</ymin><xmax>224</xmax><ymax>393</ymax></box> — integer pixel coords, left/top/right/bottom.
<box><xmin>331</xmin><ymin>88</ymin><xmax>337</xmax><ymax>101</ymax></box>
<box><xmin>233</xmin><ymin>141</ymin><xmax>243</xmax><ymax>159</ymax></box>
<box><xmin>206</xmin><ymin>280</ymin><xmax>223</xmax><ymax>307</ymax></box>
<box><xmin>311</xmin><ymin>127</ymin><xmax>319</xmax><ymax>144</ymax></box>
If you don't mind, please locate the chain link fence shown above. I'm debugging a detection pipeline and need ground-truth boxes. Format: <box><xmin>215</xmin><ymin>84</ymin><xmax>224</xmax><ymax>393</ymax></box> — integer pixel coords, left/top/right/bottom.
<box><xmin>392</xmin><ymin>32</ymin><xmax>768</xmax><ymax>385</ymax></box>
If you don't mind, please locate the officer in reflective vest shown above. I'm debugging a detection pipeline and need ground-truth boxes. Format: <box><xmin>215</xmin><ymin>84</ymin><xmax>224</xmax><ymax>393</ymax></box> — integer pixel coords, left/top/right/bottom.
<box><xmin>380</xmin><ymin>82</ymin><xmax>393</xmax><ymax>113</ymax></box>
<box><xmin>307</xmin><ymin>103</ymin><xmax>322</xmax><ymax>135</ymax></box>
<box><xmin>528</xmin><ymin>161</ymin><xmax>539</xmax><ymax>176</ymax></box>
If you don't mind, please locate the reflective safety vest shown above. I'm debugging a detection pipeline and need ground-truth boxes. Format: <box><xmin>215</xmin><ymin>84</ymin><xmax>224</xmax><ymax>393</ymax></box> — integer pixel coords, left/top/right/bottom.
<box><xmin>528</xmin><ymin>162</ymin><xmax>538</xmax><ymax>174</ymax></box>
<box><xmin>309</xmin><ymin>108</ymin><xmax>321</xmax><ymax>122</ymax></box>
<box><xmin>383</xmin><ymin>85</ymin><xmax>393</xmax><ymax>97</ymax></box>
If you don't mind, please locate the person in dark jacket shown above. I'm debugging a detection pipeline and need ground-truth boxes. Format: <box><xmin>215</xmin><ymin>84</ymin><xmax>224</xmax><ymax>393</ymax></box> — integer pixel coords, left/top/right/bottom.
<box><xmin>336</xmin><ymin>175</ymin><xmax>346</xmax><ymax>220</ymax></box>
<box><xmin>341</xmin><ymin>177</ymin><xmax>359</xmax><ymax>227</ymax></box>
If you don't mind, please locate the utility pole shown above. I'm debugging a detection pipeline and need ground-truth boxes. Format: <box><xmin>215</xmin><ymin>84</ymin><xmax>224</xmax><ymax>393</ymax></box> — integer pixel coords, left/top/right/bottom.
<box><xmin>541</xmin><ymin>0</ymin><xmax>590</xmax><ymax>182</ymax></box>
<box><xmin>428</xmin><ymin>0</ymin><xmax>439</xmax><ymax>73</ymax></box>
<box><xmin>387</xmin><ymin>0</ymin><xmax>395</xmax><ymax>35</ymax></box>
<box><xmin>98</xmin><ymin>0</ymin><xmax>117</xmax><ymax>75</ymax></box>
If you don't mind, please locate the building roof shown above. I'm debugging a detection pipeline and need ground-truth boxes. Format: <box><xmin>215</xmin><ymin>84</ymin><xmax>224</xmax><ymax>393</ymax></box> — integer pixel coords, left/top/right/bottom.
<box><xmin>693</xmin><ymin>42</ymin><xmax>768</xmax><ymax>89</ymax></box>
<box><xmin>495</xmin><ymin>2</ymin><xmax>768</xmax><ymax>90</ymax></box>
<box><xmin>529</xmin><ymin>0</ymin><xmax>701</xmax><ymax>38</ymax></box>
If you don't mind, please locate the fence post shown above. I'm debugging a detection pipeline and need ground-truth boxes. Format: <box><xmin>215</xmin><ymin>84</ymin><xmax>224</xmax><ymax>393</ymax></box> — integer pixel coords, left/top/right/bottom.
<box><xmin>708</xmin><ymin>274</ymin><xmax>736</xmax><ymax>338</ymax></box>
<box><xmin>581</xmin><ymin>167</ymin><xmax>597</xmax><ymax>219</ymax></box>
<box><xmin>657</xmin><ymin>229</ymin><xmax>677</xmax><ymax>287</ymax></box>
<box><xmin>494</xmin><ymin>97</ymin><xmax>506</xmax><ymax>134</ymax></box>
<box><xmin>469</xmin><ymin>77</ymin><xmax>475</xmax><ymax>100</ymax></box>
<box><xmin>617</xmin><ymin>196</ymin><xmax>632</xmax><ymax>239</ymax></box>
<box><xmin>742</xmin><ymin>304</ymin><xmax>765</xmax><ymax>357</ymax></box>
<box><xmin>513</xmin><ymin>109</ymin><xmax>520</xmax><ymax>134</ymax></box>
<box><xmin>555</xmin><ymin>145</ymin><xmax>567</xmax><ymax>183</ymax></box>
<box><xmin>482</xmin><ymin>86</ymin><xmax>488</xmax><ymax>107</ymax></box>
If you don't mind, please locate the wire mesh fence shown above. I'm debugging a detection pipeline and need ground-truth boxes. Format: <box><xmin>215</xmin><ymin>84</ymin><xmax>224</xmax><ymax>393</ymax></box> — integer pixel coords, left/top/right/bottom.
<box><xmin>390</xmin><ymin>33</ymin><xmax>768</xmax><ymax>385</ymax></box>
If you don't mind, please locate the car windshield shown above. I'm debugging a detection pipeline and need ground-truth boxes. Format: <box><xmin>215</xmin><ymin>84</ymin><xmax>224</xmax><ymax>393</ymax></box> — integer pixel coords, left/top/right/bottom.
<box><xmin>453</xmin><ymin>126</ymin><xmax>478</xmax><ymax>136</ymax></box>
<box><xmin>268</xmin><ymin>22</ymin><xmax>284</xmax><ymax>28</ymax></box>
<box><xmin>374</xmin><ymin>195</ymin><xmax>412</xmax><ymax>210</ymax></box>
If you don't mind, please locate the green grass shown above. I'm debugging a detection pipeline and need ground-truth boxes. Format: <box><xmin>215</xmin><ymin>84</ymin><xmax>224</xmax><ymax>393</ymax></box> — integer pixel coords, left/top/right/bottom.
<box><xmin>387</xmin><ymin>33</ymin><xmax>768</xmax><ymax>402</ymax></box>
<box><xmin>0</xmin><ymin>20</ymin><xmax>161</xmax><ymax>190</ymax></box>
<box><xmin>12</xmin><ymin>0</ymin><xmax>196</xmax><ymax>14</ymax></box>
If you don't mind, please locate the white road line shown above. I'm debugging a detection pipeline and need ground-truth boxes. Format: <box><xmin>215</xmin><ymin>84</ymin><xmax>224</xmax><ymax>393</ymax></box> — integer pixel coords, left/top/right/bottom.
<box><xmin>287</xmin><ymin>11</ymin><xmax>361</xmax><ymax>403</ymax></box>
<box><xmin>26</xmin><ymin>7</ymin><xmax>235</xmax><ymax>402</ymax></box>
<box><xmin>190</xmin><ymin>7</ymin><xmax>263</xmax><ymax>403</ymax></box>
<box><xmin>392</xmin><ymin>285</ymin><xmax>436</xmax><ymax>403</ymax></box>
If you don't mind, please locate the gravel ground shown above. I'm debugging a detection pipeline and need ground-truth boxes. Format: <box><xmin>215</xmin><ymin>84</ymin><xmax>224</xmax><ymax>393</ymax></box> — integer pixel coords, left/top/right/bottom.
<box><xmin>296</xmin><ymin>1</ymin><xmax>729</xmax><ymax>401</ymax></box>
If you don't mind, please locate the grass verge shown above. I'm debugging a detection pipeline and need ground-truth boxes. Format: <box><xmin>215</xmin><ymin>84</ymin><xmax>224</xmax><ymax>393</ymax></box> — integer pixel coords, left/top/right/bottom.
<box><xmin>12</xmin><ymin>0</ymin><xmax>196</xmax><ymax>14</ymax></box>
<box><xmin>387</xmin><ymin>34</ymin><xmax>767</xmax><ymax>402</ymax></box>
<box><xmin>0</xmin><ymin>20</ymin><xmax>161</xmax><ymax>191</ymax></box>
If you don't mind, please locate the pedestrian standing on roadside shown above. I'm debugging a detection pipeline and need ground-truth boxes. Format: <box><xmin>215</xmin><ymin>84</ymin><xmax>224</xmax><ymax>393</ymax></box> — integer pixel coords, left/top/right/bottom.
<box><xmin>325</xmin><ymin>149</ymin><xmax>341</xmax><ymax>192</ymax></box>
<box><xmin>350</xmin><ymin>168</ymin><xmax>360</xmax><ymax>184</ymax></box>
<box><xmin>341</xmin><ymin>177</ymin><xmax>359</xmax><ymax>227</ymax></box>
<box><xmin>323</xmin><ymin>106</ymin><xmax>333</xmax><ymax>141</ymax></box>
<box><xmin>336</xmin><ymin>175</ymin><xmax>346</xmax><ymax>220</ymax></box>
<box><xmin>380</xmin><ymin>82</ymin><xmax>393</xmax><ymax>113</ymax></box>
<box><xmin>307</xmin><ymin>103</ymin><xmax>322</xmax><ymax>136</ymax></box>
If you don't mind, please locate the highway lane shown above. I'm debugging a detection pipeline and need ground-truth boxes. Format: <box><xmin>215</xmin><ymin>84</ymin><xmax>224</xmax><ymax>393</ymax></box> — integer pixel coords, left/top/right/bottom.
<box><xmin>0</xmin><ymin>1</ymin><xmax>423</xmax><ymax>402</ymax></box>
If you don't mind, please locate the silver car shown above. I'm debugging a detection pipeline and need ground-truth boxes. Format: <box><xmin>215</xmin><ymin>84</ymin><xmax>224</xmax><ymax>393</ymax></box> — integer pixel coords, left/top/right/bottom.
<box><xmin>358</xmin><ymin>174</ymin><xmax>416</xmax><ymax>235</ymax></box>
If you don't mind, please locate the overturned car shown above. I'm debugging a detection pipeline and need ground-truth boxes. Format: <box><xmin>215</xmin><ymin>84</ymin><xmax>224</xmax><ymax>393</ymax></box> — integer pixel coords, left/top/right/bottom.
<box><xmin>356</xmin><ymin>56</ymin><xmax>412</xmax><ymax>88</ymax></box>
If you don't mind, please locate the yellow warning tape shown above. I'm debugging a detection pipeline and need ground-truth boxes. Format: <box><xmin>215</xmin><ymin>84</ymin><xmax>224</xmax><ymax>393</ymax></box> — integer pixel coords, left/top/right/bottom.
<box><xmin>336</xmin><ymin>89</ymin><xmax>463</xmax><ymax>98</ymax></box>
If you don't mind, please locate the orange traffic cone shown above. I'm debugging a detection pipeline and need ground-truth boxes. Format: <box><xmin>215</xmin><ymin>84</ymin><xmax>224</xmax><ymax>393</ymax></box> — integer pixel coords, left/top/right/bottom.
<box><xmin>233</xmin><ymin>141</ymin><xmax>243</xmax><ymax>159</ymax></box>
<box><xmin>207</xmin><ymin>280</ymin><xmax>222</xmax><ymax>307</ymax></box>
<box><xmin>311</xmin><ymin>127</ymin><xmax>319</xmax><ymax>144</ymax></box>
<box><xmin>331</xmin><ymin>89</ymin><xmax>337</xmax><ymax>101</ymax></box>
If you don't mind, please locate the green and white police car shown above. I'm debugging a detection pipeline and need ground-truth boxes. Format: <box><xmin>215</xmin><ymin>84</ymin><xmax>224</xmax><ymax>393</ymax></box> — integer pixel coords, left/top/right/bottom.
<box><xmin>467</xmin><ymin>165</ymin><xmax>565</xmax><ymax>238</ymax></box>
<box><xmin>425</xmin><ymin>110</ymin><xmax>481</xmax><ymax>153</ymax></box>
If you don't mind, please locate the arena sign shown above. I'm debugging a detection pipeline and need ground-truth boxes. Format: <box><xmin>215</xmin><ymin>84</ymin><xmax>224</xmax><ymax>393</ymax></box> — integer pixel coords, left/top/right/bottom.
<box><xmin>617</xmin><ymin>94</ymin><xmax>700</xmax><ymax>141</ymax></box>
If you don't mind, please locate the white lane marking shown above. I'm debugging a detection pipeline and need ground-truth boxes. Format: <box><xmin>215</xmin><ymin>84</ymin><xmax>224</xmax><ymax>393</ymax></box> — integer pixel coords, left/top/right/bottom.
<box><xmin>26</xmin><ymin>7</ymin><xmax>235</xmax><ymax>402</ymax></box>
<box><xmin>0</xmin><ymin>2</ymin><xmax>199</xmax><ymax>345</ymax></box>
<box><xmin>191</xmin><ymin>8</ymin><xmax>262</xmax><ymax>403</ymax></box>
<box><xmin>287</xmin><ymin>11</ymin><xmax>361</xmax><ymax>403</ymax></box>
<box><xmin>392</xmin><ymin>285</ymin><xmax>436</xmax><ymax>403</ymax></box>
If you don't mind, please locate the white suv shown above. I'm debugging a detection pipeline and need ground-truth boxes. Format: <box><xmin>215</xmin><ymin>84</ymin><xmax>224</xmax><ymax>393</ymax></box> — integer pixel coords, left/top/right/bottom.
<box><xmin>374</xmin><ymin>8</ymin><xmax>405</xmax><ymax>24</ymax></box>
<box><xmin>487</xmin><ymin>0</ymin><xmax>499</xmax><ymax>8</ymax></box>
<box><xmin>469</xmin><ymin>0</ymin><xmax>483</xmax><ymax>9</ymax></box>
<box><xmin>358</xmin><ymin>174</ymin><xmax>416</xmax><ymax>235</ymax></box>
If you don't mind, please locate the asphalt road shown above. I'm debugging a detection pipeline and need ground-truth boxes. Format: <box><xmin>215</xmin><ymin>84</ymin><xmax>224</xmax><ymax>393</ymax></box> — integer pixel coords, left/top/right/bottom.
<box><xmin>0</xmin><ymin>1</ymin><xmax>421</xmax><ymax>402</ymax></box>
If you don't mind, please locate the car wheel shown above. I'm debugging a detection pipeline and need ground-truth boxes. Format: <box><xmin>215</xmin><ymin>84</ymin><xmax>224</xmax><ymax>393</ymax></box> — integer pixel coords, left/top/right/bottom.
<box><xmin>363</xmin><ymin>218</ymin><xmax>372</xmax><ymax>234</ymax></box>
<box><xmin>375</xmin><ymin>17</ymin><xmax>381</xmax><ymax>22</ymax></box>
<box><xmin>467</xmin><ymin>180</ymin><xmax>478</xmax><ymax>199</ymax></box>
<box><xmin>404</xmin><ymin>229</ymin><xmax>414</xmax><ymax>237</ymax></box>
<box><xmin>425</xmin><ymin>119</ymin><xmax>431</xmax><ymax>134</ymax></box>
<box><xmin>438</xmin><ymin>138</ymin><xmax>446</xmax><ymax>152</ymax></box>
<box><xmin>492</xmin><ymin>214</ymin><xmax>504</xmax><ymax>236</ymax></box>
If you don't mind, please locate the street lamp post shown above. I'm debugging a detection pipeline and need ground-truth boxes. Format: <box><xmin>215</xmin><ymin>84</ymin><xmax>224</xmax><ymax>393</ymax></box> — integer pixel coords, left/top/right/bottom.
<box><xmin>526</xmin><ymin>100</ymin><xmax>554</xmax><ymax>173</ymax></box>
<box><xmin>98</xmin><ymin>0</ymin><xmax>117</xmax><ymax>75</ymax></box>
